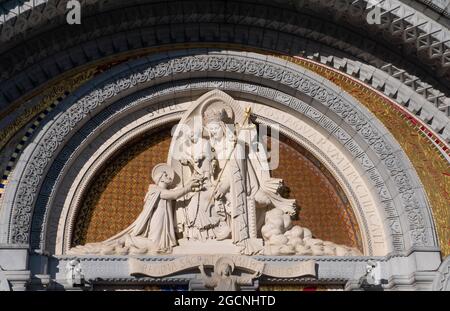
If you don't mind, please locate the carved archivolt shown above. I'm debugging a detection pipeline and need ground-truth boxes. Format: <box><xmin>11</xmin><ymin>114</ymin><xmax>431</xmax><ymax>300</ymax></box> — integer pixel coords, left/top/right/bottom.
<box><xmin>41</xmin><ymin>76</ymin><xmax>420</xmax><ymax>257</ymax></box>
<box><xmin>54</xmin><ymin>94</ymin><xmax>387</xmax><ymax>256</ymax></box>
<box><xmin>0</xmin><ymin>0</ymin><xmax>448</xmax><ymax>143</ymax></box>
<box><xmin>0</xmin><ymin>52</ymin><xmax>435</xmax><ymax>255</ymax></box>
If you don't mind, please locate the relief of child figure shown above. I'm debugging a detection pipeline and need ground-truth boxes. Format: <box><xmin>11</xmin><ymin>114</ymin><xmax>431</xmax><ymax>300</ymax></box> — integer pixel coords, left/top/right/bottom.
<box><xmin>179</xmin><ymin>124</ymin><xmax>221</xmax><ymax>241</ymax></box>
<box><xmin>180</xmin><ymin>124</ymin><xmax>212</xmax><ymax>186</ymax></box>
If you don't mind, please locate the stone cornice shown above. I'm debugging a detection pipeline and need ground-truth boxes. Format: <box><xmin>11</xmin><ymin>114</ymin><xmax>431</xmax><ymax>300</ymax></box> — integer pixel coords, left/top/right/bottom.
<box><xmin>0</xmin><ymin>0</ymin><xmax>447</xmax><ymax>73</ymax></box>
<box><xmin>0</xmin><ymin>1</ymin><xmax>448</xmax><ymax>146</ymax></box>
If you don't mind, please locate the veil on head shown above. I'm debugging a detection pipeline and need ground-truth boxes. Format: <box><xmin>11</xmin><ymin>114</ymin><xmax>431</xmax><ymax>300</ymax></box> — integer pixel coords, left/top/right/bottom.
<box><xmin>167</xmin><ymin>89</ymin><xmax>269</xmax><ymax>188</ymax></box>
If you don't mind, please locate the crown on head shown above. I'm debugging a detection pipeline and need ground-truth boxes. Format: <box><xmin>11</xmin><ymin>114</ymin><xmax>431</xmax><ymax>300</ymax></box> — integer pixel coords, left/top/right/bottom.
<box><xmin>203</xmin><ymin>107</ymin><xmax>227</xmax><ymax>124</ymax></box>
<box><xmin>202</xmin><ymin>101</ymin><xmax>234</xmax><ymax>124</ymax></box>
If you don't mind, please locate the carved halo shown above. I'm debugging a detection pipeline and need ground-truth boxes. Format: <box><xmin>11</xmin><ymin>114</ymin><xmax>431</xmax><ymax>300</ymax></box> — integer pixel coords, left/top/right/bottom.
<box><xmin>151</xmin><ymin>163</ymin><xmax>175</xmax><ymax>183</ymax></box>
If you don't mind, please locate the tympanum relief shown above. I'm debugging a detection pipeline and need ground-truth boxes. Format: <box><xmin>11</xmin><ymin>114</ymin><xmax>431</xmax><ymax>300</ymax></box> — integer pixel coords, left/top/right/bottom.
<box><xmin>68</xmin><ymin>90</ymin><xmax>361</xmax><ymax>257</ymax></box>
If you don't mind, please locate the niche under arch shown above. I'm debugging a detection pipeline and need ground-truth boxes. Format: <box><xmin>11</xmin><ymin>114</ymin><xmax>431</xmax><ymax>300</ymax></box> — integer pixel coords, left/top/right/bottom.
<box><xmin>71</xmin><ymin>124</ymin><xmax>363</xmax><ymax>252</ymax></box>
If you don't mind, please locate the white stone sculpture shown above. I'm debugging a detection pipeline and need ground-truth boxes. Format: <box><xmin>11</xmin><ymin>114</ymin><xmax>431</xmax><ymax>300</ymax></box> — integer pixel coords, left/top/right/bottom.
<box><xmin>169</xmin><ymin>91</ymin><xmax>299</xmax><ymax>255</ymax></box>
<box><xmin>261</xmin><ymin>208</ymin><xmax>361</xmax><ymax>256</ymax></box>
<box><xmin>0</xmin><ymin>266</ymin><xmax>11</xmax><ymax>291</ymax></box>
<box><xmin>66</xmin><ymin>259</ymin><xmax>84</xmax><ymax>287</ymax></box>
<box><xmin>68</xmin><ymin>89</ymin><xmax>361</xmax><ymax>257</ymax></box>
<box><xmin>177</xmin><ymin>124</ymin><xmax>219</xmax><ymax>240</ymax></box>
<box><xmin>364</xmin><ymin>260</ymin><xmax>382</xmax><ymax>286</ymax></box>
<box><xmin>198</xmin><ymin>257</ymin><xmax>261</xmax><ymax>291</ymax></box>
<box><xmin>68</xmin><ymin>164</ymin><xmax>201</xmax><ymax>255</ymax></box>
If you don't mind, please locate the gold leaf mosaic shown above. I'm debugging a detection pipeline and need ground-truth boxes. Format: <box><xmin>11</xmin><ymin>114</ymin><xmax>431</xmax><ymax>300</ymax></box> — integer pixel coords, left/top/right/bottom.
<box><xmin>72</xmin><ymin>126</ymin><xmax>175</xmax><ymax>245</ymax></box>
<box><xmin>272</xmin><ymin>136</ymin><xmax>362</xmax><ymax>250</ymax></box>
<box><xmin>283</xmin><ymin>56</ymin><xmax>450</xmax><ymax>256</ymax></box>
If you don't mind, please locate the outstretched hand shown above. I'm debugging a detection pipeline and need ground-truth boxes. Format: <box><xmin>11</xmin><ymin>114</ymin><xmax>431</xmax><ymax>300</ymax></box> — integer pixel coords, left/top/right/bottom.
<box><xmin>187</xmin><ymin>178</ymin><xmax>202</xmax><ymax>191</ymax></box>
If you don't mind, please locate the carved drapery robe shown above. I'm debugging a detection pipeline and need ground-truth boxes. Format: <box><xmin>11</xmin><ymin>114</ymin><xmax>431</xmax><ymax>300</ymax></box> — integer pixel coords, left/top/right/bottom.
<box><xmin>108</xmin><ymin>185</ymin><xmax>177</xmax><ymax>253</ymax></box>
<box><xmin>68</xmin><ymin>185</ymin><xmax>177</xmax><ymax>255</ymax></box>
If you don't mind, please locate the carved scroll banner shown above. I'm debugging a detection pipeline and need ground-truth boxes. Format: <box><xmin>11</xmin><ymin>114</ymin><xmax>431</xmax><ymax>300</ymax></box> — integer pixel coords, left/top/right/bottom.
<box><xmin>262</xmin><ymin>259</ymin><xmax>316</xmax><ymax>278</ymax></box>
<box><xmin>129</xmin><ymin>256</ymin><xmax>316</xmax><ymax>278</ymax></box>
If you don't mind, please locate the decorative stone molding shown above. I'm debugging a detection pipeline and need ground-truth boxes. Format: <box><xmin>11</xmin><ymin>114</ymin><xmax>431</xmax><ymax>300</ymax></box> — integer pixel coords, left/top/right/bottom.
<box><xmin>48</xmin><ymin>94</ymin><xmax>385</xmax><ymax>256</ymax></box>
<box><xmin>250</xmin><ymin>104</ymin><xmax>387</xmax><ymax>255</ymax></box>
<box><xmin>1</xmin><ymin>1</ymin><xmax>448</xmax><ymax>68</ymax></box>
<box><xmin>128</xmin><ymin>256</ymin><xmax>314</xmax><ymax>279</ymax></box>
<box><xmin>0</xmin><ymin>52</ymin><xmax>435</xmax><ymax>257</ymax></box>
<box><xmin>433</xmin><ymin>256</ymin><xmax>450</xmax><ymax>291</ymax></box>
<box><xmin>0</xmin><ymin>1</ymin><xmax>448</xmax><ymax>144</ymax></box>
<box><xmin>0</xmin><ymin>52</ymin><xmax>447</xmax><ymax>254</ymax></box>
<box><xmin>53</xmin><ymin>254</ymin><xmax>368</xmax><ymax>285</ymax></box>
<box><xmin>0</xmin><ymin>266</ymin><xmax>11</xmax><ymax>291</ymax></box>
<box><xmin>413</xmin><ymin>0</ymin><xmax>450</xmax><ymax>17</ymax></box>
<box><xmin>298</xmin><ymin>55</ymin><xmax>450</xmax><ymax>141</ymax></box>
<box><xmin>49</xmin><ymin>249</ymin><xmax>440</xmax><ymax>289</ymax></box>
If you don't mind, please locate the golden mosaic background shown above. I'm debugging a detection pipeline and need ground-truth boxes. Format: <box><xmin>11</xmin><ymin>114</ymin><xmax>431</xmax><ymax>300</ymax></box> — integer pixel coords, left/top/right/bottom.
<box><xmin>72</xmin><ymin>127</ymin><xmax>362</xmax><ymax>250</ymax></box>
<box><xmin>282</xmin><ymin>56</ymin><xmax>450</xmax><ymax>256</ymax></box>
<box><xmin>273</xmin><ymin>136</ymin><xmax>362</xmax><ymax>249</ymax></box>
<box><xmin>0</xmin><ymin>69</ymin><xmax>97</xmax><ymax>152</ymax></box>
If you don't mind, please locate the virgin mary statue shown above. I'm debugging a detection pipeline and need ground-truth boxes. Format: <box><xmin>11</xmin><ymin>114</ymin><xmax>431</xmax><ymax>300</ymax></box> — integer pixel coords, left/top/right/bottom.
<box><xmin>169</xmin><ymin>90</ymin><xmax>297</xmax><ymax>255</ymax></box>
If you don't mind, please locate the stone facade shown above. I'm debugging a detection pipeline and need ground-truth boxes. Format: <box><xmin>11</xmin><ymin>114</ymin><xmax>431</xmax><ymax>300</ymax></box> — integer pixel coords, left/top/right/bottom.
<box><xmin>0</xmin><ymin>0</ymin><xmax>448</xmax><ymax>291</ymax></box>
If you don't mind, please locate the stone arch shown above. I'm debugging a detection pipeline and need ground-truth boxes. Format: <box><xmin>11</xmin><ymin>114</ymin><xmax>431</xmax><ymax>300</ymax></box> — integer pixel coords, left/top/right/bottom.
<box><xmin>0</xmin><ymin>0</ymin><xmax>448</xmax><ymax>146</ymax></box>
<box><xmin>0</xmin><ymin>50</ymin><xmax>437</xmax><ymax>258</ymax></box>
<box><xmin>1</xmin><ymin>1</ymin><xmax>448</xmax><ymax>75</ymax></box>
<box><xmin>47</xmin><ymin>88</ymin><xmax>380</xmax><ymax>256</ymax></box>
